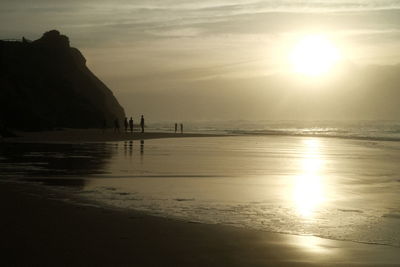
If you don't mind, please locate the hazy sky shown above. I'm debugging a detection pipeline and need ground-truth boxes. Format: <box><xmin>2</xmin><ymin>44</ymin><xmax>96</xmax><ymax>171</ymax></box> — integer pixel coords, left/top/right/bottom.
<box><xmin>2</xmin><ymin>0</ymin><xmax>400</xmax><ymax>121</ymax></box>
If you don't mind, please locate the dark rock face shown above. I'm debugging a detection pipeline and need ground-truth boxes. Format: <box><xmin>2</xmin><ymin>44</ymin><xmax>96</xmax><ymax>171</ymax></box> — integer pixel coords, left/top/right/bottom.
<box><xmin>0</xmin><ymin>30</ymin><xmax>125</xmax><ymax>130</ymax></box>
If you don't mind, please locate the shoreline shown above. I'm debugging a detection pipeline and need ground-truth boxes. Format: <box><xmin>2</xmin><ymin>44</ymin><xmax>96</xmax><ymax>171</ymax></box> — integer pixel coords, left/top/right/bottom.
<box><xmin>2</xmin><ymin>128</ymin><xmax>228</xmax><ymax>143</ymax></box>
<box><xmin>2</xmin><ymin>181</ymin><xmax>400</xmax><ymax>266</ymax></box>
<box><xmin>3</xmin><ymin>128</ymin><xmax>400</xmax><ymax>145</ymax></box>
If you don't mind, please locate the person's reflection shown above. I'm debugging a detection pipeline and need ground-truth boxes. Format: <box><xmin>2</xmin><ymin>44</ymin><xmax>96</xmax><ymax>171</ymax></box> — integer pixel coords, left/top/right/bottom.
<box><xmin>124</xmin><ymin>141</ymin><xmax>128</xmax><ymax>157</ymax></box>
<box><xmin>129</xmin><ymin>140</ymin><xmax>133</xmax><ymax>157</ymax></box>
<box><xmin>140</xmin><ymin>139</ymin><xmax>144</xmax><ymax>155</ymax></box>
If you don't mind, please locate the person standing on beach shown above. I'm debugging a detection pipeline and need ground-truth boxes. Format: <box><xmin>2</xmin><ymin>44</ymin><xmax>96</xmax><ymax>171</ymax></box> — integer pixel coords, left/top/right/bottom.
<box><xmin>174</xmin><ymin>123</ymin><xmax>177</xmax><ymax>133</ymax></box>
<box><xmin>114</xmin><ymin>118</ymin><xmax>120</xmax><ymax>133</ymax></box>
<box><xmin>140</xmin><ymin>115</ymin><xmax>145</xmax><ymax>133</ymax></box>
<box><xmin>124</xmin><ymin>117</ymin><xmax>128</xmax><ymax>132</ymax></box>
<box><xmin>129</xmin><ymin>117</ymin><xmax>134</xmax><ymax>133</ymax></box>
<box><xmin>180</xmin><ymin>123</ymin><xmax>183</xmax><ymax>134</ymax></box>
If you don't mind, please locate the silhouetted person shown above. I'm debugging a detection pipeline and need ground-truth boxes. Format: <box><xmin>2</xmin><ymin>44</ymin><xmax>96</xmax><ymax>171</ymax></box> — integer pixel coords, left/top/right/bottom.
<box><xmin>140</xmin><ymin>115</ymin><xmax>145</xmax><ymax>133</ymax></box>
<box><xmin>180</xmin><ymin>123</ymin><xmax>183</xmax><ymax>134</ymax></box>
<box><xmin>129</xmin><ymin>117</ymin><xmax>134</xmax><ymax>133</ymax></box>
<box><xmin>174</xmin><ymin>123</ymin><xmax>177</xmax><ymax>133</ymax></box>
<box><xmin>114</xmin><ymin>118</ymin><xmax>120</xmax><ymax>133</ymax></box>
<box><xmin>124</xmin><ymin>117</ymin><xmax>128</xmax><ymax>132</ymax></box>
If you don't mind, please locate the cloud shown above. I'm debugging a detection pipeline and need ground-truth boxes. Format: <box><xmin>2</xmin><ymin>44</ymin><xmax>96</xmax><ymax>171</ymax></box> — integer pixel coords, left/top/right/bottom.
<box><xmin>2</xmin><ymin>0</ymin><xmax>400</xmax><ymax>43</ymax></box>
<box><xmin>2</xmin><ymin>0</ymin><xmax>400</xmax><ymax>122</ymax></box>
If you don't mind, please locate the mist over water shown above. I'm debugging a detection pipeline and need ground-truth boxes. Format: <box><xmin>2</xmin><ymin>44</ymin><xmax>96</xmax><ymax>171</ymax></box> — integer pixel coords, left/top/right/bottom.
<box><xmin>1</xmin><ymin>133</ymin><xmax>400</xmax><ymax>247</ymax></box>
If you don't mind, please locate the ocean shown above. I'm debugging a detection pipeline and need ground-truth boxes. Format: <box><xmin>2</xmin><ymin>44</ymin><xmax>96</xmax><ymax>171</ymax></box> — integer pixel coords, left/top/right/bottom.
<box><xmin>151</xmin><ymin>120</ymin><xmax>400</xmax><ymax>141</ymax></box>
<box><xmin>1</xmin><ymin>121</ymin><xmax>400</xmax><ymax>247</ymax></box>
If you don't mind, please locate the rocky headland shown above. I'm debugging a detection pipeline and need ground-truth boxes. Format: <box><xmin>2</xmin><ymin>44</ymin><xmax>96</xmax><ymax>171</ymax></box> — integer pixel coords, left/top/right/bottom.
<box><xmin>0</xmin><ymin>30</ymin><xmax>125</xmax><ymax>133</ymax></box>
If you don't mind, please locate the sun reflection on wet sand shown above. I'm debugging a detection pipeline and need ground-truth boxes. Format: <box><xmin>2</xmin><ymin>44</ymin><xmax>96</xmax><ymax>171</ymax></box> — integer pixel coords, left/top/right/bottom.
<box><xmin>291</xmin><ymin>235</ymin><xmax>332</xmax><ymax>255</ymax></box>
<box><xmin>292</xmin><ymin>138</ymin><xmax>326</xmax><ymax>218</ymax></box>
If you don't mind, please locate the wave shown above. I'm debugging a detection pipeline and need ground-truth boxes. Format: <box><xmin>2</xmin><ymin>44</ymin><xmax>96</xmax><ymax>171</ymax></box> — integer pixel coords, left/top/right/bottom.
<box><xmin>382</xmin><ymin>213</ymin><xmax>400</xmax><ymax>219</ymax></box>
<box><xmin>226</xmin><ymin>129</ymin><xmax>400</xmax><ymax>142</ymax></box>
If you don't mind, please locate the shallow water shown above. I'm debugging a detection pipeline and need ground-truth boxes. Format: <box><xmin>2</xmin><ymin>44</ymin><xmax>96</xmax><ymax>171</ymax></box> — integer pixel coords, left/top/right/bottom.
<box><xmin>1</xmin><ymin>136</ymin><xmax>400</xmax><ymax>247</ymax></box>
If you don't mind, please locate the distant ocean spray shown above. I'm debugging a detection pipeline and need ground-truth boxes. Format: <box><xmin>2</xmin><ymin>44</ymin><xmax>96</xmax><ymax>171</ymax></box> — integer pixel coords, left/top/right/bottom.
<box><xmin>149</xmin><ymin>120</ymin><xmax>400</xmax><ymax>142</ymax></box>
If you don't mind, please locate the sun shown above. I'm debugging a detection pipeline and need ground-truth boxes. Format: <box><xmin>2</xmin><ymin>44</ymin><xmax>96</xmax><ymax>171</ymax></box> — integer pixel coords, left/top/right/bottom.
<box><xmin>290</xmin><ymin>35</ymin><xmax>341</xmax><ymax>77</ymax></box>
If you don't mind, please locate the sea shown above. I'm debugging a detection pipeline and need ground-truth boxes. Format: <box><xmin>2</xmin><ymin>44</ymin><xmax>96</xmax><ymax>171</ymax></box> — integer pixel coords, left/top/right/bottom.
<box><xmin>152</xmin><ymin>120</ymin><xmax>400</xmax><ymax>141</ymax></box>
<box><xmin>1</xmin><ymin>120</ymin><xmax>400</xmax><ymax>247</ymax></box>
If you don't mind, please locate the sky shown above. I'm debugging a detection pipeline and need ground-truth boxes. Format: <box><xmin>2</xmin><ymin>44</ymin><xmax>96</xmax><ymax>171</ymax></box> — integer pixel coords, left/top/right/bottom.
<box><xmin>1</xmin><ymin>0</ymin><xmax>400</xmax><ymax>121</ymax></box>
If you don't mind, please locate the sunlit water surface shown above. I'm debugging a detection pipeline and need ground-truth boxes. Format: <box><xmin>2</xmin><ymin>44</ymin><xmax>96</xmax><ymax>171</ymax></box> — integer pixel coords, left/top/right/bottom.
<box><xmin>1</xmin><ymin>136</ymin><xmax>400</xmax><ymax>247</ymax></box>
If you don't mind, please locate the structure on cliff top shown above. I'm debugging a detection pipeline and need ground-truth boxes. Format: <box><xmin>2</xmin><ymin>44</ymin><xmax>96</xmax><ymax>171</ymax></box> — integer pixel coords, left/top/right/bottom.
<box><xmin>0</xmin><ymin>30</ymin><xmax>125</xmax><ymax>130</ymax></box>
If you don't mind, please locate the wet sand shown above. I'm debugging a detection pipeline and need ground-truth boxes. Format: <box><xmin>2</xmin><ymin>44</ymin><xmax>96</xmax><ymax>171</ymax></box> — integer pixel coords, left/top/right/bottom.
<box><xmin>1</xmin><ymin>181</ymin><xmax>400</xmax><ymax>267</ymax></box>
<box><xmin>2</xmin><ymin>131</ymin><xmax>400</xmax><ymax>266</ymax></box>
<box><xmin>3</xmin><ymin>128</ymin><xmax>225</xmax><ymax>143</ymax></box>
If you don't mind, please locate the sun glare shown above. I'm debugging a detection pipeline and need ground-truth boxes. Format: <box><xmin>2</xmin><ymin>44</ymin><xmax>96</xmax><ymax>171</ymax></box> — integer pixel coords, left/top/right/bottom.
<box><xmin>290</xmin><ymin>35</ymin><xmax>341</xmax><ymax>77</ymax></box>
<box><xmin>293</xmin><ymin>139</ymin><xmax>325</xmax><ymax>218</ymax></box>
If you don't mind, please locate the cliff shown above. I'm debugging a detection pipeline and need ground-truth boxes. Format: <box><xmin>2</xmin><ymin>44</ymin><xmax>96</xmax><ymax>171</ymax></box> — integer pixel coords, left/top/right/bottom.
<box><xmin>0</xmin><ymin>30</ymin><xmax>125</xmax><ymax>131</ymax></box>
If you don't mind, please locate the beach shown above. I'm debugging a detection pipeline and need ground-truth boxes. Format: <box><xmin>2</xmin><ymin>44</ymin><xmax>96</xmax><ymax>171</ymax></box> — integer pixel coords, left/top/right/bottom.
<box><xmin>2</xmin><ymin>181</ymin><xmax>400</xmax><ymax>267</ymax></box>
<box><xmin>4</xmin><ymin>128</ymin><xmax>225</xmax><ymax>143</ymax></box>
<box><xmin>3</xmin><ymin>0</ymin><xmax>400</xmax><ymax>266</ymax></box>
<box><xmin>2</xmin><ymin>130</ymin><xmax>400</xmax><ymax>266</ymax></box>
